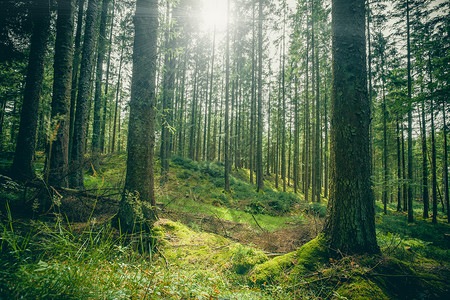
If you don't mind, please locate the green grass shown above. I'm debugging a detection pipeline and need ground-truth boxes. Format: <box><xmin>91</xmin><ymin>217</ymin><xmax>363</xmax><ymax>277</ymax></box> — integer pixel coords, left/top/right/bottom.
<box><xmin>1</xmin><ymin>153</ymin><xmax>449</xmax><ymax>299</ymax></box>
<box><xmin>0</xmin><ymin>212</ymin><xmax>295</xmax><ymax>299</ymax></box>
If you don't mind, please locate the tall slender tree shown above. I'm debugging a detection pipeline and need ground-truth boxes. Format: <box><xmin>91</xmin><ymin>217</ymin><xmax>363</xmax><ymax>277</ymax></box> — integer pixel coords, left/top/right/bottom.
<box><xmin>224</xmin><ymin>0</ymin><xmax>231</xmax><ymax>192</ymax></box>
<box><xmin>48</xmin><ymin>0</ymin><xmax>74</xmax><ymax>189</ymax></box>
<box><xmin>69</xmin><ymin>0</ymin><xmax>86</xmax><ymax>158</ymax></box>
<box><xmin>92</xmin><ymin>0</ymin><xmax>110</xmax><ymax>153</ymax></box>
<box><xmin>406</xmin><ymin>0</ymin><xmax>414</xmax><ymax>223</ymax></box>
<box><xmin>256</xmin><ymin>0</ymin><xmax>264</xmax><ymax>192</ymax></box>
<box><xmin>69</xmin><ymin>0</ymin><xmax>99</xmax><ymax>189</ymax></box>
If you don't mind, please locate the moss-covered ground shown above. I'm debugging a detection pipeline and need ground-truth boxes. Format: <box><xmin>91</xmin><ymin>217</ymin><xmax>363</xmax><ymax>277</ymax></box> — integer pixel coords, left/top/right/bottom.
<box><xmin>1</xmin><ymin>154</ymin><xmax>449</xmax><ymax>299</ymax></box>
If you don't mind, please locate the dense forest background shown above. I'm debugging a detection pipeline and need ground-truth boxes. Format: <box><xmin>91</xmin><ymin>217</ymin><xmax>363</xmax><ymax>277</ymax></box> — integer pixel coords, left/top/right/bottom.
<box><xmin>0</xmin><ymin>0</ymin><xmax>449</xmax><ymax>299</ymax></box>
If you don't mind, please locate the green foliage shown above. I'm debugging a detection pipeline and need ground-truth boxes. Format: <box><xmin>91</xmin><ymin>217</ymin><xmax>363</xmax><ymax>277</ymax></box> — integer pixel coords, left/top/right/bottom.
<box><xmin>305</xmin><ymin>202</ymin><xmax>328</xmax><ymax>218</ymax></box>
<box><xmin>171</xmin><ymin>156</ymin><xmax>301</xmax><ymax>216</ymax></box>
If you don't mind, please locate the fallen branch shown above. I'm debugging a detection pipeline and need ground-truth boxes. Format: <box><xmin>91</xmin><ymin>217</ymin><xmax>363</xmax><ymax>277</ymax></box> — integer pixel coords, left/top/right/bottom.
<box><xmin>252</xmin><ymin>214</ymin><xmax>267</xmax><ymax>232</ymax></box>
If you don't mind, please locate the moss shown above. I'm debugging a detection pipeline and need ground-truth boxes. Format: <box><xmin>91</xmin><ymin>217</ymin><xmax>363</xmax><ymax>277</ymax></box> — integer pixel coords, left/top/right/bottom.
<box><xmin>230</xmin><ymin>244</ymin><xmax>268</xmax><ymax>274</ymax></box>
<box><xmin>251</xmin><ymin>234</ymin><xmax>329</xmax><ymax>285</ymax></box>
<box><xmin>290</xmin><ymin>233</ymin><xmax>329</xmax><ymax>276</ymax></box>
<box><xmin>251</xmin><ymin>251</ymin><xmax>298</xmax><ymax>284</ymax></box>
<box><xmin>336</xmin><ymin>279</ymin><xmax>389</xmax><ymax>300</ymax></box>
<box><xmin>154</xmin><ymin>219</ymin><xmax>268</xmax><ymax>276</ymax></box>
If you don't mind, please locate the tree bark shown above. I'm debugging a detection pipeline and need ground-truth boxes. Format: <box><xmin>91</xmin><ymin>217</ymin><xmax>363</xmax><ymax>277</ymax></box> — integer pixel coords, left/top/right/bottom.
<box><xmin>224</xmin><ymin>0</ymin><xmax>231</xmax><ymax>192</ymax></box>
<box><xmin>69</xmin><ymin>0</ymin><xmax>99</xmax><ymax>189</ymax></box>
<box><xmin>442</xmin><ymin>101</ymin><xmax>449</xmax><ymax>223</ymax></box>
<box><xmin>48</xmin><ymin>0</ymin><xmax>74</xmax><ymax>189</ymax></box>
<box><xmin>406</xmin><ymin>0</ymin><xmax>414</xmax><ymax>223</ymax></box>
<box><xmin>10</xmin><ymin>0</ymin><xmax>51</xmax><ymax>181</ymax></box>
<box><xmin>117</xmin><ymin>0</ymin><xmax>159</xmax><ymax>231</ymax></box>
<box><xmin>92</xmin><ymin>0</ymin><xmax>110</xmax><ymax>153</ymax></box>
<box><xmin>69</xmin><ymin>0</ymin><xmax>86</xmax><ymax>158</ymax></box>
<box><xmin>323</xmin><ymin>0</ymin><xmax>379</xmax><ymax>254</ymax></box>
<box><xmin>256</xmin><ymin>0</ymin><xmax>264</xmax><ymax>192</ymax></box>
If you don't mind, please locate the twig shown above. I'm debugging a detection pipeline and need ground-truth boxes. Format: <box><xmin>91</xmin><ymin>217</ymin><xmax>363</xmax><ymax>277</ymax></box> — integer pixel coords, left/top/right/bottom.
<box><xmin>252</xmin><ymin>214</ymin><xmax>267</xmax><ymax>232</ymax></box>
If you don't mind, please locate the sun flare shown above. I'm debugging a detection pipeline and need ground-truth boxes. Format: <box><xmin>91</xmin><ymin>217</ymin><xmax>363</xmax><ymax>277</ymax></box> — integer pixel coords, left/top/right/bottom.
<box><xmin>200</xmin><ymin>0</ymin><xmax>228</xmax><ymax>32</ymax></box>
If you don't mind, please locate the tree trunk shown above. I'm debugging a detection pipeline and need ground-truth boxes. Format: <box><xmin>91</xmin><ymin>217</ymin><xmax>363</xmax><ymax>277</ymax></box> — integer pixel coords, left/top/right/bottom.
<box><xmin>116</xmin><ymin>0</ymin><xmax>159</xmax><ymax>231</ymax></box>
<box><xmin>442</xmin><ymin>101</ymin><xmax>449</xmax><ymax>223</ymax></box>
<box><xmin>69</xmin><ymin>0</ymin><xmax>86</xmax><ymax>159</ymax></box>
<box><xmin>406</xmin><ymin>0</ymin><xmax>414</xmax><ymax>223</ymax></box>
<box><xmin>256</xmin><ymin>0</ymin><xmax>264</xmax><ymax>192</ymax></box>
<box><xmin>421</xmin><ymin>98</ymin><xmax>429</xmax><ymax>218</ymax></box>
<box><xmin>396</xmin><ymin>119</ymin><xmax>402</xmax><ymax>211</ymax></box>
<box><xmin>207</xmin><ymin>28</ymin><xmax>216</xmax><ymax>161</ymax></box>
<box><xmin>10</xmin><ymin>0</ymin><xmax>51</xmax><ymax>181</ymax></box>
<box><xmin>224</xmin><ymin>0</ymin><xmax>231</xmax><ymax>192</ymax></box>
<box><xmin>294</xmin><ymin>74</ymin><xmax>299</xmax><ymax>193</ymax></box>
<box><xmin>401</xmin><ymin>122</ymin><xmax>407</xmax><ymax>211</ymax></box>
<box><xmin>249</xmin><ymin>0</ymin><xmax>256</xmax><ymax>185</ymax></box>
<box><xmin>48</xmin><ymin>0</ymin><xmax>74</xmax><ymax>189</ymax></box>
<box><xmin>323</xmin><ymin>0</ymin><xmax>379</xmax><ymax>255</ymax></box>
<box><xmin>69</xmin><ymin>0</ymin><xmax>99</xmax><ymax>189</ymax></box>
<box><xmin>92</xmin><ymin>0</ymin><xmax>110</xmax><ymax>153</ymax></box>
<box><xmin>111</xmin><ymin>39</ymin><xmax>124</xmax><ymax>153</ymax></box>
<box><xmin>160</xmin><ymin>1</ymin><xmax>176</xmax><ymax>185</ymax></box>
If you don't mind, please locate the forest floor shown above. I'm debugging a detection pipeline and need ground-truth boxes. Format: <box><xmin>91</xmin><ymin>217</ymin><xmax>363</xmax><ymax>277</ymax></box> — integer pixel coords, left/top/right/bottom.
<box><xmin>1</xmin><ymin>153</ymin><xmax>449</xmax><ymax>299</ymax></box>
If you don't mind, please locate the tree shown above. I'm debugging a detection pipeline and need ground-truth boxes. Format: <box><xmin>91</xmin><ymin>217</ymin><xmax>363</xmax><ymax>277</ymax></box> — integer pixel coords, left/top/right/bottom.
<box><xmin>224</xmin><ymin>0</ymin><xmax>231</xmax><ymax>193</ymax></box>
<box><xmin>69</xmin><ymin>0</ymin><xmax>99</xmax><ymax>189</ymax></box>
<box><xmin>406</xmin><ymin>0</ymin><xmax>414</xmax><ymax>223</ymax></box>
<box><xmin>91</xmin><ymin>0</ymin><xmax>110</xmax><ymax>154</ymax></box>
<box><xmin>10</xmin><ymin>0</ymin><xmax>51</xmax><ymax>181</ymax></box>
<box><xmin>116</xmin><ymin>0</ymin><xmax>159</xmax><ymax>231</ymax></box>
<box><xmin>160</xmin><ymin>1</ymin><xmax>177</xmax><ymax>185</ymax></box>
<box><xmin>256</xmin><ymin>0</ymin><xmax>264</xmax><ymax>192</ymax></box>
<box><xmin>48</xmin><ymin>0</ymin><xmax>74</xmax><ymax>189</ymax></box>
<box><xmin>69</xmin><ymin>0</ymin><xmax>86</xmax><ymax>158</ymax></box>
<box><xmin>323</xmin><ymin>0</ymin><xmax>379</xmax><ymax>254</ymax></box>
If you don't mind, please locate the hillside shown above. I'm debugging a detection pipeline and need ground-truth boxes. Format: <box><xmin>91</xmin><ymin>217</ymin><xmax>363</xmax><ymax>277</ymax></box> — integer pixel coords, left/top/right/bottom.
<box><xmin>1</xmin><ymin>154</ymin><xmax>449</xmax><ymax>299</ymax></box>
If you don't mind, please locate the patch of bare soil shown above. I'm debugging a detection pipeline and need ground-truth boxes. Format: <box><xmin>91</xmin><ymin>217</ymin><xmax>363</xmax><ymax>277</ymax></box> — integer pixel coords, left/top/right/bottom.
<box><xmin>160</xmin><ymin>208</ymin><xmax>323</xmax><ymax>254</ymax></box>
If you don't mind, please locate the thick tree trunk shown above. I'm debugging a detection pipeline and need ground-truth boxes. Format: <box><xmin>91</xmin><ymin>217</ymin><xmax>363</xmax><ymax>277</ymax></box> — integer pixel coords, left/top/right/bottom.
<box><xmin>117</xmin><ymin>0</ymin><xmax>159</xmax><ymax>231</ymax></box>
<box><xmin>48</xmin><ymin>0</ymin><xmax>74</xmax><ymax>189</ymax></box>
<box><xmin>10</xmin><ymin>0</ymin><xmax>51</xmax><ymax>181</ymax></box>
<box><xmin>69</xmin><ymin>0</ymin><xmax>99</xmax><ymax>189</ymax></box>
<box><xmin>323</xmin><ymin>0</ymin><xmax>379</xmax><ymax>255</ymax></box>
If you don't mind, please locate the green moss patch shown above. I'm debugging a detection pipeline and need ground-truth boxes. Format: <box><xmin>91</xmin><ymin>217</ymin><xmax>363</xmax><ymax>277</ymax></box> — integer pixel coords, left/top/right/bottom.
<box><xmin>154</xmin><ymin>219</ymin><xmax>268</xmax><ymax>275</ymax></box>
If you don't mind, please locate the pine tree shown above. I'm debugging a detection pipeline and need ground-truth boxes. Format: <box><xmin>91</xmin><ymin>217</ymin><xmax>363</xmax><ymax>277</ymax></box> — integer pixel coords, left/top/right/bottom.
<box><xmin>48</xmin><ymin>0</ymin><xmax>74</xmax><ymax>189</ymax></box>
<box><xmin>323</xmin><ymin>0</ymin><xmax>379</xmax><ymax>254</ymax></box>
<box><xmin>116</xmin><ymin>0</ymin><xmax>159</xmax><ymax>230</ymax></box>
<box><xmin>10</xmin><ymin>0</ymin><xmax>51</xmax><ymax>181</ymax></box>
